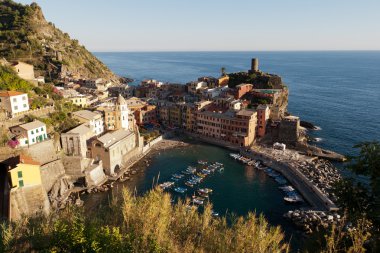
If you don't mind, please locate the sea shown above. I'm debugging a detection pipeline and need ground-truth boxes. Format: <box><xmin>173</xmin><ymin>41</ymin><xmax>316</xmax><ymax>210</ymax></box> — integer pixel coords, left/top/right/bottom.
<box><xmin>94</xmin><ymin>51</ymin><xmax>380</xmax><ymax>156</ymax></box>
<box><xmin>87</xmin><ymin>51</ymin><xmax>380</xmax><ymax>249</ymax></box>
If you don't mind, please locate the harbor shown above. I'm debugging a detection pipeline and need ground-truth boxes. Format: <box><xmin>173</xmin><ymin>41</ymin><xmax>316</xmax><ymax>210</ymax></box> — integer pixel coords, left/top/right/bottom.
<box><xmin>82</xmin><ymin>141</ymin><xmax>309</xmax><ymax>242</ymax></box>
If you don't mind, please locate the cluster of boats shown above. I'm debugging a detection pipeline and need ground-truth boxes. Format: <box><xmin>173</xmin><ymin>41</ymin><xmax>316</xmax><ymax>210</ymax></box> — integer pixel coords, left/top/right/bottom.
<box><xmin>158</xmin><ymin>160</ymin><xmax>222</xmax><ymax>216</ymax></box>
<box><xmin>230</xmin><ymin>153</ymin><xmax>304</xmax><ymax>204</ymax></box>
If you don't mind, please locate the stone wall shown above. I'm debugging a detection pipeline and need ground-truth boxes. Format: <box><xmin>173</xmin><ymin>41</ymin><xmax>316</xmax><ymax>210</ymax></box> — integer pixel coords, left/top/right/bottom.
<box><xmin>40</xmin><ymin>160</ymin><xmax>66</xmax><ymax>193</ymax></box>
<box><xmin>9</xmin><ymin>185</ymin><xmax>50</xmax><ymax>221</ymax></box>
<box><xmin>25</xmin><ymin>139</ymin><xmax>60</xmax><ymax>165</ymax></box>
<box><xmin>142</xmin><ymin>136</ymin><xmax>163</xmax><ymax>153</ymax></box>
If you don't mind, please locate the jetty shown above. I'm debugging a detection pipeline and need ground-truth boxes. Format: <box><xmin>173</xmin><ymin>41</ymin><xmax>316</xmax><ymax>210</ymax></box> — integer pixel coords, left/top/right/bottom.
<box><xmin>241</xmin><ymin>149</ymin><xmax>339</xmax><ymax>212</ymax></box>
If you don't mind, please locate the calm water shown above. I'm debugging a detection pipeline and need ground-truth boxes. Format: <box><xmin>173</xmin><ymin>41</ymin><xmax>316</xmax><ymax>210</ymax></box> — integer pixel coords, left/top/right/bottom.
<box><xmin>95</xmin><ymin>51</ymin><xmax>380</xmax><ymax>156</ymax></box>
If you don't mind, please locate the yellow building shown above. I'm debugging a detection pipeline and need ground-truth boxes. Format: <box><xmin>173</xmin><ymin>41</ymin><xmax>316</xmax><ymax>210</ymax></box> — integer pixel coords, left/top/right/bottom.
<box><xmin>5</xmin><ymin>155</ymin><xmax>42</xmax><ymax>189</ymax></box>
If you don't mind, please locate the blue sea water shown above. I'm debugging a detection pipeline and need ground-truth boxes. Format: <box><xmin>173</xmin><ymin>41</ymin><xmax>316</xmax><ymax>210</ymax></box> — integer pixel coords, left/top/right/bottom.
<box><xmin>94</xmin><ymin>51</ymin><xmax>380</xmax><ymax>156</ymax></box>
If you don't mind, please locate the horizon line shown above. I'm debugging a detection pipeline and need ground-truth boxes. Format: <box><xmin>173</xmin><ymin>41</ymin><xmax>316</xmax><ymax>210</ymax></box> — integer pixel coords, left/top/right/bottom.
<box><xmin>92</xmin><ymin>49</ymin><xmax>380</xmax><ymax>53</ymax></box>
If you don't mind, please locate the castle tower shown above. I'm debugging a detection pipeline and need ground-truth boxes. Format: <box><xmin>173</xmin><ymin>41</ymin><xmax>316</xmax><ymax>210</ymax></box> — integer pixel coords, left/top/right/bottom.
<box><xmin>115</xmin><ymin>94</ymin><xmax>129</xmax><ymax>130</ymax></box>
<box><xmin>251</xmin><ymin>58</ymin><xmax>259</xmax><ymax>72</ymax></box>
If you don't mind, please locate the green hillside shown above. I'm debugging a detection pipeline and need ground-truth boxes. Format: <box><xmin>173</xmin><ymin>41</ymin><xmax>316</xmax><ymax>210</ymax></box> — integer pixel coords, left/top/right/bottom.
<box><xmin>0</xmin><ymin>0</ymin><xmax>118</xmax><ymax>82</ymax></box>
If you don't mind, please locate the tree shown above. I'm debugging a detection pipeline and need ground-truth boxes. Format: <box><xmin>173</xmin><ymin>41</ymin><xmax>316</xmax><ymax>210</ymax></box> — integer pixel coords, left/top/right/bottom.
<box><xmin>348</xmin><ymin>141</ymin><xmax>380</xmax><ymax>224</ymax></box>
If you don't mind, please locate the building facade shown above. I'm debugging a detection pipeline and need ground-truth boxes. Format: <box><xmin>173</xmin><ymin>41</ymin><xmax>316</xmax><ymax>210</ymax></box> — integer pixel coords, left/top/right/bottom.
<box><xmin>10</xmin><ymin>120</ymin><xmax>48</xmax><ymax>147</ymax></box>
<box><xmin>0</xmin><ymin>91</ymin><xmax>29</xmax><ymax>117</ymax></box>
<box><xmin>91</xmin><ymin>129</ymin><xmax>139</xmax><ymax>175</ymax></box>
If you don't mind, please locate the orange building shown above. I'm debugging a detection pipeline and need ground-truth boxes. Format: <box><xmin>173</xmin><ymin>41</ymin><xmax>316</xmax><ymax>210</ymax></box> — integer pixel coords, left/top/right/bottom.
<box><xmin>134</xmin><ymin>105</ymin><xmax>157</xmax><ymax>125</ymax></box>
<box><xmin>256</xmin><ymin>104</ymin><xmax>270</xmax><ymax>137</ymax></box>
<box><xmin>235</xmin><ymin>83</ymin><xmax>253</xmax><ymax>99</ymax></box>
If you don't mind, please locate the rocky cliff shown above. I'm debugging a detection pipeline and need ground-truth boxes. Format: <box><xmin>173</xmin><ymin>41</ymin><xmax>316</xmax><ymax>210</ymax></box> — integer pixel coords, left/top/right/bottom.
<box><xmin>0</xmin><ymin>0</ymin><xmax>118</xmax><ymax>82</ymax></box>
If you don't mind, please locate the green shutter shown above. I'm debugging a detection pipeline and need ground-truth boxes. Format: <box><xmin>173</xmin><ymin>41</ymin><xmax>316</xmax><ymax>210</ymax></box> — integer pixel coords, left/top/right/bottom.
<box><xmin>17</xmin><ymin>171</ymin><xmax>23</xmax><ymax>178</ymax></box>
<box><xmin>19</xmin><ymin>180</ymin><xmax>24</xmax><ymax>187</ymax></box>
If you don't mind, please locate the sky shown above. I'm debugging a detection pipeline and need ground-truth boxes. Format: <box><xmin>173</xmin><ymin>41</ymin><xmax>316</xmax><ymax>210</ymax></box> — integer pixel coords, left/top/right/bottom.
<box><xmin>15</xmin><ymin>0</ymin><xmax>380</xmax><ymax>52</ymax></box>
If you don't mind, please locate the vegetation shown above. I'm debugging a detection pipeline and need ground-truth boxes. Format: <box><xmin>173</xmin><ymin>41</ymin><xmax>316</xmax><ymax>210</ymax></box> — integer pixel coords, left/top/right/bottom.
<box><xmin>0</xmin><ymin>0</ymin><xmax>117</xmax><ymax>81</ymax></box>
<box><xmin>0</xmin><ymin>65</ymin><xmax>34</xmax><ymax>92</ymax></box>
<box><xmin>227</xmin><ymin>71</ymin><xmax>283</xmax><ymax>89</ymax></box>
<box><xmin>140</xmin><ymin>128</ymin><xmax>161</xmax><ymax>144</ymax></box>
<box><xmin>23</xmin><ymin>101</ymin><xmax>80</xmax><ymax>133</ymax></box>
<box><xmin>0</xmin><ymin>188</ymin><xmax>289</xmax><ymax>253</ymax></box>
<box><xmin>332</xmin><ymin>141</ymin><xmax>380</xmax><ymax>251</ymax></box>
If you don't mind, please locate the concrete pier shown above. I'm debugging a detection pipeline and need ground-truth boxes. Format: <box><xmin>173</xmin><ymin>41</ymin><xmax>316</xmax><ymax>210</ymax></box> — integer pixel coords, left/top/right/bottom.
<box><xmin>241</xmin><ymin>149</ymin><xmax>339</xmax><ymax>212</ymax></box>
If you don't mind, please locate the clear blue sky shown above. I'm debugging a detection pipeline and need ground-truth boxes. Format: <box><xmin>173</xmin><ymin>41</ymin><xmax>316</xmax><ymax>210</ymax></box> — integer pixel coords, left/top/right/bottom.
<box><xmin>16</xmin><ymin>0</ymin><xmax>380</xmax><ymax>51</ymax></box>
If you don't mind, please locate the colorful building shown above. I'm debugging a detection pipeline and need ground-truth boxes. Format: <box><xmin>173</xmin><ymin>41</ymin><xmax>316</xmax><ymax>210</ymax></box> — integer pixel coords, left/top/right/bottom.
<box><xmin>196</xmin><ymin>108</ymin><xmax>257</xmax><ymax>147</ymax></box>
<box><xmin>256</xmin><ymin>104</ymin><xmax>270</xmax><ymax>137</ymax></box>
<box><xmin>5</xmin><ymin>155</ymin><xmax>42</xmax><ymax>189</ymax></box>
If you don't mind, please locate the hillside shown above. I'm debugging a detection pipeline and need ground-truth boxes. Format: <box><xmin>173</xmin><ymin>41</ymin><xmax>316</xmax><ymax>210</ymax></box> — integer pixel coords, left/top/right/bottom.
<box><xmin>227</xmin><ymin>71</ymin><xmax>284</xmax><ymax>89</ymax></box>
<box><xmin>0</xmin><ymin>0</ymin><xmax>118</xmax><ymax>82</ymax></box>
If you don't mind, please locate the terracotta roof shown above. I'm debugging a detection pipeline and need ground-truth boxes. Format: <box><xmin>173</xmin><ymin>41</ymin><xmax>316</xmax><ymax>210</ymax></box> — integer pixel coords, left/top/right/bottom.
<box><xmin>1</xmin><ymin>154</ymin><xmax>40</xmax><ymax>169</ymax></box>
<box><xmin>0</xmin><ymin>91</ymin><xmax>25</xmax><ymax>97</ymax></box>
<box><xmin>18</xmin><ymin>154</ymin><xmax>40</xmax><ymax>165</ymax></box>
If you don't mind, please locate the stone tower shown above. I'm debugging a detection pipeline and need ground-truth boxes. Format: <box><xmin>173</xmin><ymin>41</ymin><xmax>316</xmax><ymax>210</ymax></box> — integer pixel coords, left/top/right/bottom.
<box><xmin>251</xmin><ymin>58</ymin><xmax>259</xmax><ymax>72</ymax></box>
<box><xmin>115</xmin><ymin>94</ymin><xmax>129</xmax><ymax>130</ymax></box>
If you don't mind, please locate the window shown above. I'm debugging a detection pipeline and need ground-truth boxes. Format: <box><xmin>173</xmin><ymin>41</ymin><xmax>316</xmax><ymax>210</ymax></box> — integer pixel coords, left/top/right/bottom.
<box><xmin>19</xmin><ymin>180</ymin><xmax>24</xmax><ymax>187</ymax></box>
<box><xmin>14</xmin><ymin>106</ymin><xmax>18</xmax><ymax>110</ymax></box>
<box><xmin>25</xmin><ymin>140</ymin><xmax>28</xmax><ymax>144</ymax></box>
<box><xmin>17</xmin><ymin>171</ymin><xmax>23</xmax><ymax>178</ymax></box>
<box><xmin>22</xmin><ymin>96</ymin><xmax>26</xmax><ymax>100</ymax></box>
<box><xmin>31</xmin><ymin>130</ymin><xmax>34</xmax><ymax>134</ymax></box>
<box><xmin>41</xmin><ymin>127</ymin><xmax>44</xmax><ymax>131</ymax></box>
<box><xmin>13</xmin><ymin>98</ymin><xmax>17</xmax><ymax>102</ymax></box>
<box><xmin>36</xmin><ymin>129</ymin><xmax>39</xmax><ymax>133</ymax></box>
<box><xmin>32</xmin><ymin>138</ymin><xmax>35</xmax><ymax>142</ymax></box>
<box><xmin>23</xmin><ymin>104</ymin><xmax>27</xmax><ymax>108</ymax></box>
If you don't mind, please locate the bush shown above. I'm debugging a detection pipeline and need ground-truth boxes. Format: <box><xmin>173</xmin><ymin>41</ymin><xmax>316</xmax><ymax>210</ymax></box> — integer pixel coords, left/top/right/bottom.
<box><xmin>0</xmin><ymin>188</ymin><xmax>289</xmax><ymax>253</ymax></box>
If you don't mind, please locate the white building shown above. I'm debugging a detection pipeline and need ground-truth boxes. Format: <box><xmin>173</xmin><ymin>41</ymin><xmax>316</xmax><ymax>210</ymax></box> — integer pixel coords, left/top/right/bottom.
<box><xmin>10</xmin><ymin>120</ymin><xmax>48</xmax><ymax>147</ymax></box>
<box><xmin>72</xmin><ymin>110</ymin><xmax>104</xmax><ymax>135</ymax></box>
<box><xmin>0</xmin><ymin>91</ymin><xmax>30</xmax><ymax>117</ymax></box>
<box><xmin>116</xmin><ymin>94</ymin><xmax>129</xmax><ymax>130</ymax></box>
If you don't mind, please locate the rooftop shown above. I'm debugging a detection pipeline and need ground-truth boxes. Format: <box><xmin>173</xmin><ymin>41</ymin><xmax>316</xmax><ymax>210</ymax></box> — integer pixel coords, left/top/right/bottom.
<box><xmin>66</xmin><ymin>123</ymin><xmax>93</xmax><ymax>135</ymax></box>
<box><xmin>72</xmin><ymin>110</ymin><xmax>101</xmax><ymax>121</ymax></box>
<box><xmin>236</xmin><ymin>109</ymin><xmax>256</xmax><ymax>117</ymax></box>
<box><xmin>97</xmin><ymin>129</ymin><xmax>133</xmax><ymax>148</ymax></box>
<box><xmin>1</xmin><ymin>154</ymin><xmax>40</xmax><ymax>169</ymax></box>
<box><xmin>17</xmin><ymin>120</ymin><xmax>45</xmax><ymax>131</ymax></box>
<box><xmin>0</xmin><ymin>90</ymin><xmax>26</xmax><ymax>97</ymax></box>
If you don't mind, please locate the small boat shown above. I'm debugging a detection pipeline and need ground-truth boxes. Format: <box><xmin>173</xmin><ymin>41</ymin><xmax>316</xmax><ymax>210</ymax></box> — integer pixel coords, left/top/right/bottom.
<box><xmin>185</xmin><ymin>181</ymin><xmax>195</xmax><ymax>187</ymax></box>
<box><xmin>174</xmin><ymin>187</ymin><xmax>187</xmax><ymax>194</ymax></box>
<box><xmin>211</xmin><ymin>210</ymin><xmax>219</xmax><ymax>217</ymax></box>
<box><xmin>182</xmin><ymin>166</ymin><xmax>197</xmax><ymax>174</ymax></box>
<box><xmin>201</xmin><ymin>169</ymin><xmax>211</xmax><ymax>175</ymax></box>
<box><xmin>192</xmin><ymin>197</ymin><xmax>204</xmax><ymax>205</ymax></box>
<box><xmin>196</xmin><ymin>172</ymin><xmax>207</xmax><ymax>178</ymax></box>
<box><xmin>172</xmin><ymin>173</ymin><xmax>184</xmax><ymax>179</ymax></box>
<box><xmin>275</xmin><ymin>176</ymin><xmax>288</xmax><ymax>185</ymax></box>
<box><xmin>279</xmin><ymin>185</ymin><xmax>295</xmax><ymax>192</ymax></box>
<box><xmin>159</xmin><ymin>181</ymin><xmax>174</xmax><ymax>190</ymax></box>
<box><xmin>198</xmin><ymin>188</ymin><xmax>213</xmax><ymax>194</ymax></box>
<box><xmin>284</xmin><ymin>195</ymin><xmax>303</xmax><ymax>203</ymax></box>
<box><xmin>198</xmin><ymin>160</ymin><xmax>208</xmax><ymax>165</ymax></box>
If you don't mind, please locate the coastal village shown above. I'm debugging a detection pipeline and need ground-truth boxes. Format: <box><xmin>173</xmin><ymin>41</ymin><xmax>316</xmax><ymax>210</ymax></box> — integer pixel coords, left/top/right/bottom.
<box><xmin>0</xmin><ymin>56</ymin><xmax>345</xmax><ymax>233</ymax></box>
